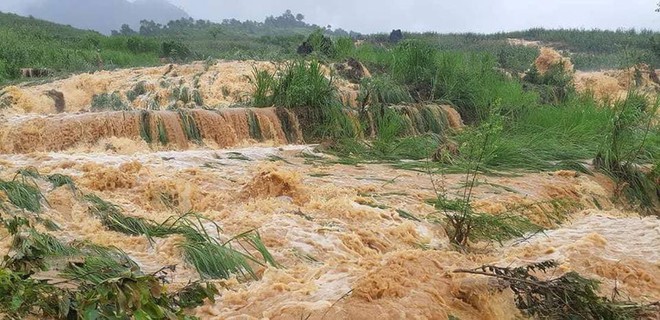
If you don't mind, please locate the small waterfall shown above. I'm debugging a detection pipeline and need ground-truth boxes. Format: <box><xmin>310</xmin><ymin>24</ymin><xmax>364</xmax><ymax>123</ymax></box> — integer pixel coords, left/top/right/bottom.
<box><xmin>0</xmin><ymin>107</ymin><xmax>304</xmax><ymax>154</ymax></box>
<box><xmin>0</xmin><ymin>105</ymin><xmax>460</xmax><ymax>154</ymax></box>
<box><xmin>275</xmin><ymin>107</ymin><xmax>304</xmax><ymax>144</ymax></box>
<box><xmin>362</xmin><ymin>104</ymin><xmax>461</xmax><ymax>138</ymax></box>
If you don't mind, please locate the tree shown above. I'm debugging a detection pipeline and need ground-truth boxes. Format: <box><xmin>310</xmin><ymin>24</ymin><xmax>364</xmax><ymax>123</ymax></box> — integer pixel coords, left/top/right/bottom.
<box><xmin>139</xmin><ymin>20</ymin><xmax>162</xmax><ymax>36</ymax></box>
<box><xmin>296</xmin><ymin>13</ymin><xmax>305</xmax><ymax>22</ymax></box>
<box><xmin>119</xmin><ymin>24</ymin><xmax>136</xmax><ymax>36</ymax></box>
<box><xmin>209</xmin><ymin>27</ymin><xmax>223</xmax><ymax>39</ymax></box>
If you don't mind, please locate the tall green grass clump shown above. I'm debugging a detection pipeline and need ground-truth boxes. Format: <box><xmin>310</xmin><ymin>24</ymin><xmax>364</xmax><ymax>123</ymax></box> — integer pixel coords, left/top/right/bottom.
<box><xmin>250</xmin><ymin>60</ymin><xmax>336</xmax><ymax>109</ymax></box>
<box><xmin>433</xmin><ymin>52</ymin><xmax>537</xmax><ymax>123</ymax></box>
<box><xmin>382</xmin><ymin>40</ymin><xmax>538</xmax><ymax>123</ymax></box>
<box><xmin>250</xmin><ymin>60</ymin><xmax>358</xmax><ymax>140</ymax></box>
<box><xmin>0</xmin><ymin>180</ymin><xmax>45</xmax><ymax>213</ymax></box>
<box><xmin>358</xmin><ymin>75</ymin><xmax>413</xmax><ymax>106</ymax></box>
<box><xmin>83</xmin><ymin>194</ymin><xmax>279</xmax><ymax>280</ymax></box>
<box><xmin>390</xmin><ymin>41</ymin><xmax>439</xmax><ymax>101</ymax></box>
<box><xmin>455</xmin><ymin>95</ymin><xmax>612</xmax><ymax>171</ymax></box>
<box><xmin>594</xmin><ymin>92</ymin><xmax>660</xmax><ymax>212</ymax></box>
<box><xmin>523</xmin><ymin>62</ymin><xmax>574</xmax><ymax>104</ymax></box>
<box><xmin>0</xmin><ymin>217</ymin><xmax>218</xmax><ymax>319</ymax></box>
<box><xmin>249</xmin><ymin>67</ymin><xmax>276</xmax><ymax>107</ymax></box>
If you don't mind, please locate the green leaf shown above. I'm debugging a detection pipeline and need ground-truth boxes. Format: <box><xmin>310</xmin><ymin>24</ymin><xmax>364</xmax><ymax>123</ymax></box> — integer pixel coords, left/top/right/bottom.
<box><xmin>133</xmin><ymin>309</ymin><xmax>153</xmax><ymax>320</ymax></box>
<box><xmin>10</xmin><ymin>294</ymin><xmax>24</xmax><ymax>311</ymax></box>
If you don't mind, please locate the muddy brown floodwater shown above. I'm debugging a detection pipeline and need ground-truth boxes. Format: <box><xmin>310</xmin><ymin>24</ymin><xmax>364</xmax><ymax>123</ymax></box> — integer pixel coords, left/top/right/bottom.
<box><xmin>0</xmin><ymin>144</ymin><xmax>657</xmax><ymax>320</ymax></box>
<box><xmin>0</xmin><ymin>58</ymin><xmax>658</xmax><ymax>319</ymax></box>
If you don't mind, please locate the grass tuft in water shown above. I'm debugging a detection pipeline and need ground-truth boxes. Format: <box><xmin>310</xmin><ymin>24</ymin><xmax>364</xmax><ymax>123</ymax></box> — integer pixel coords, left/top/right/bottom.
<box><xmin>178</xmin><ymin>109</ymin><xmax>202</xmax><ymax>143</ymax></box>
<box><xmin>139</xmin><ymin>110</ymin><xmax>153</xmax><ymax>143</ymax></box>
<box><xmin>46</xmin><ymin>174</ymin><xmax>77</xmax><ymax>193</ymax></box>
<box><xmin>0</xmin><ymin>180</ymin><xmax>45</xmax><ymax>213</ymax></box>
<box><xmin>157</xmin><ymin>119</ymin><xmax>169</xmax><ymax>145</ymax></box>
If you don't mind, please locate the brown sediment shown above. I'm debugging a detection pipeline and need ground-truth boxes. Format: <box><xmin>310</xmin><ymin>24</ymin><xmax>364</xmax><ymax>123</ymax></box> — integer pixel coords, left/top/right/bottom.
<box><xmin>331</xmin><ymin>250</ymin><xmax>522</xmax><ymax>320</ymax></box>
<box><xmin>440</xmin><ymin>105</ymin><xmax>464</xmax><ymax>129</ymax></box>
<box><xmin>0</xmin><ymin>111</ymin><xmax>143</xmax><ymax>153</ymax></box>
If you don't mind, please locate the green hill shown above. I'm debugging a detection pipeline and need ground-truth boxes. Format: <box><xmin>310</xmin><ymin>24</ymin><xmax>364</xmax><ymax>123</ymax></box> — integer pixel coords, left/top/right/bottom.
<box><xmin>22</xmin><ymin>0</ymin><xmax>189</xmax><ymax>34</ymax></box>
<box><xmin>0</xmin><ymin>11</ymin><xmax>161</xmax><ymax>82</ymax></box>
<box><xmin>2</xmin><ymin>8</ymin><xmax>660</xmax><ymax>85</ymax></box>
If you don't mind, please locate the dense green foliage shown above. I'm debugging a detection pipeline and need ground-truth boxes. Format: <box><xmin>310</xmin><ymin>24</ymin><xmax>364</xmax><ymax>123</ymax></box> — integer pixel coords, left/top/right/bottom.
<box><xmin>0</xmin><ymin>12</ymin><xmax>162</xmax><ymax>82</ymax></box>
<box><xmin>402</xmin><ymin>28</ymin><xmax>660</xmax><ymax>70</ymax></box>
<box><xmin>250</xmin><ymin>60</ymin><xmax>336</xmax><ymax>109</ymax></box>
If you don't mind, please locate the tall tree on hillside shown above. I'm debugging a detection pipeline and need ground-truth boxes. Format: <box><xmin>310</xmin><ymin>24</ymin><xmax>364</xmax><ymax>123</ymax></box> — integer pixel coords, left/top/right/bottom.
<box><xmin>139</xmin><ymin>20</ymin><xmax>162</xmax><ymax>36</ymax></box>
<box><xmin>119</xmin><ymin>24</ymin><xmax>136</xmax><ymax>35</ymax></box>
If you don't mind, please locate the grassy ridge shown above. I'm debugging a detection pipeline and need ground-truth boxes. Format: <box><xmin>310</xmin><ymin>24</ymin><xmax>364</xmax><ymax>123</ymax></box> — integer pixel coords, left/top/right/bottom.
<box><xmin>402</xmin><ymin>28</ymin><xmax>660</xmax><ymax>70</ymax></box>
<box><xmin>3</xmin><ymin>9</ymin><xmax>660</xmax><ymax>84</ymax></box>
<box><xmin>0</xmin><ymin>12</ymin><xmax>162</xmax><ymax>81</ymax></box>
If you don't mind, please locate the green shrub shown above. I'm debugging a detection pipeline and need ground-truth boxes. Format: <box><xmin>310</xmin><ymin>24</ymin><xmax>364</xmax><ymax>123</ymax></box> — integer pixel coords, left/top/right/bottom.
<box><xmin>359</xmin><ymin>75</ymin><xmax>413</xmax><ymax>106</ymax></box>
<box><xmin>249</xmin><ymin>68</ymin><xmax>276</xmax><ymax>107</ymax></box>
<box><xmin>161</xmin><ymin>41</ymin><xmax>192</xmax><ymax>61</ymax></box>
<box><xmin>306</xmin><ymin>29</ymin><xmax>335</xmax><ymax>57</ymax></box>
<box><xmin>251</xmin><ymin>60</ymin><xmax>336</xmax><ymax>109</ymax></box>
<box><xmin>125</xmin><ymin>36</ymin><xmax>159</xmax><ymax>54</ymax></box>
<box><xmin>523</xmin><ymin>62</ymin><xmax>574</xmax><ymax>104</ymax></box>
<box><xmin>334</xmin><ymin>37</ymin><xmax>356</xmax><ymax>59</ymax></box>
<box><xmin>595</xmin><ymin>92</ymin><xmax>659</xmax><ymax>211</ymax></box>
<box><xmin>126</xmin><ymin>81</ymin><xmax>148</xmax><ymax>102</ymax></box>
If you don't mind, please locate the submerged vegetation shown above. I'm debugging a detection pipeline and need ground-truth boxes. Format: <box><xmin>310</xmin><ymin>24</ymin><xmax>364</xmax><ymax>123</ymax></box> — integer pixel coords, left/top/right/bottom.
<box><xmin>455</xmin><ymin>261</ymin><xmax>660</xmax><ymax>319</ymax></box>
<box><xmin>0</xmin><ymin>169</ymin><xmax>274</xmax><ymax>318</ymax></box>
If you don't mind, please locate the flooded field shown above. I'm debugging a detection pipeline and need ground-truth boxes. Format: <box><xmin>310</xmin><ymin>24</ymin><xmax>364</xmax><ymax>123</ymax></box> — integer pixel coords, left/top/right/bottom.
<box><xmin>0</xmin><ymin>49</ymin><xmax>658</xmax><ymax>319</ymax></box>
<box><xmin>0</xmin><ymin>142</ymin><xmax>657</xmax><ymax>319</ymax></box>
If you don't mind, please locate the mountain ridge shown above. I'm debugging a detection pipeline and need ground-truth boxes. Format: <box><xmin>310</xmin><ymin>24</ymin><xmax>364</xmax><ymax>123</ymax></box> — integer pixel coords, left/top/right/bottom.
<box><xmin>22</xmin><ymin>0</ymin><xmax>189</xmax><ymax>34</ymax></box>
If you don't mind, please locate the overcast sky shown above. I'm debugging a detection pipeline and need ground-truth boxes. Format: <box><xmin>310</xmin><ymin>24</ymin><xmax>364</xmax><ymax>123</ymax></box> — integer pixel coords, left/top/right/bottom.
<box><xmin>2</xmin><ymin>0</ymin><xmax>659</xmax><ymax>34</ymax></box>
<box><xmin>166</xmin><ymin>0</ymin><xmax>660</xmax><ymax>33</ymax></box>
